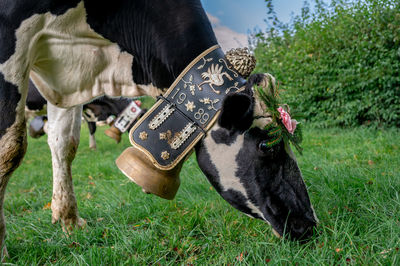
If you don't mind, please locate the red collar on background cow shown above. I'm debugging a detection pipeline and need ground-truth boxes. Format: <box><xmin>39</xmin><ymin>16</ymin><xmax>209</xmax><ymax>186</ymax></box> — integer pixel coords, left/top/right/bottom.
<box><xmin>129</xmin><ymin>45</ymin><xmax>246</xmax><ymax>170</ymax></box>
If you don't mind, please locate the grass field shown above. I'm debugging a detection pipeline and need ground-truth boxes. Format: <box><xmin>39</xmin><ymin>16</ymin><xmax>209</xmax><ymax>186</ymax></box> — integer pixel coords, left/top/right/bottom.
<box><xmin>4</xmin><ymin>125</ymin><xmax>400</xmax><ymax>265</ymax></box>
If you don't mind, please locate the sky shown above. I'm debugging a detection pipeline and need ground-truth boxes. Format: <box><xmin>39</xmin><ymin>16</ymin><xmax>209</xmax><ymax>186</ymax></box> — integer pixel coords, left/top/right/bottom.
<box><xmin>200</xmin><ymin>0</ymin><xmax>328</xmax><ymax>51</ymax></box>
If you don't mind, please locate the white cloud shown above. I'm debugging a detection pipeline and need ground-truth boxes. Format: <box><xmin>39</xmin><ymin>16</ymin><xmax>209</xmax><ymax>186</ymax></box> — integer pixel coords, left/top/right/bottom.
<box><xmin>208</xmin><ymin>13</ymin><xmax>220</xmax><ymax>25</ymax></box>
<box><xmin>207</xmin><ymin>13</ymin><xmax>248</xmax><ymax>52</ymax></box>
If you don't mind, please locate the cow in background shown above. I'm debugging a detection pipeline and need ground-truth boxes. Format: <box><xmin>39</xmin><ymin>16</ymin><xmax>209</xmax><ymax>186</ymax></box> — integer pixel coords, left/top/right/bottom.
<box><xmin>26</xmin><ymin>80</ymin><xmax>134</xmax><ymax>149</ymax></box>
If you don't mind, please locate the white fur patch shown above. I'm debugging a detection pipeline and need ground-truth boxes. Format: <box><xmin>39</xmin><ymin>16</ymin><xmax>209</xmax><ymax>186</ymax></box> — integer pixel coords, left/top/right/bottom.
<box><xmin>0</xmin><ymin>1</ymin><xmax>161</xmax><ymax>108</ymax></box>
<box><xmin>203</xmin><ymin>125</ymin><xmax>266</xmax><ymax>220</ymax></box>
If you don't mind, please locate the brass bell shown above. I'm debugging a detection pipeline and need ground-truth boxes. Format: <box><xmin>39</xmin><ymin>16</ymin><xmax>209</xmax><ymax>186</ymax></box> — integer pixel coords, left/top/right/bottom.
<box><xmin>105</xmin><ymin>125</ymin><xmax>122</xmax><ymax>143</ymax></box>
<box><xmin>116</xmin><ymin>146</ymin><xmax>182</xmax><ymax>200</ymax></box>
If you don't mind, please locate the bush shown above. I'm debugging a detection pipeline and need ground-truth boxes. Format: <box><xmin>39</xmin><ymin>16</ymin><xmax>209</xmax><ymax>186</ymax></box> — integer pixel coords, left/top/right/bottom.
<box><xmin>253</xmin><ymin>0</ymin><xmax>400</xmax><ymax>127</ymax></box>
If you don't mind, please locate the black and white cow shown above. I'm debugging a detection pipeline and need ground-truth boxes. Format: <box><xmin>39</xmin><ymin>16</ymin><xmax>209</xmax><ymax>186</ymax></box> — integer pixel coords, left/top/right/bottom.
<box><xmin>26</xmin><ymin>79</ymin><xmax>132</xmax><ymax>149</ymax></box>
<box><xmin>0</xmin><ymin>0</ymin><xmax>317</xmax><ymax>254</ymax></box>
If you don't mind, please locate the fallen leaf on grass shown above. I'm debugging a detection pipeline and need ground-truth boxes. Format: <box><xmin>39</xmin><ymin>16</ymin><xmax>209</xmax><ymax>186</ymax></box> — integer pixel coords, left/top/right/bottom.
<box><xmin>236</xmin><ymin>253</ymin><xmax>243</xmax><ymax>262</ymax></box>
<box><xmin>102</xmin><ymin>229</ymin><xmax>108</xmax><ymax>238</ymax></box>
<box><xmin>172</xmin><ymin>247</ymin><xmax>183</xmax><ymax>255</ymax></box>
<box><xmin>86</xmin><ymin>192</ymin><xmax>92</xmax><ymax>199</ymax></box>
<box><xmin>43</xmin><ymin>202</ymin><xmax>51</xmax><ymax>210</ymax></box>
<box><xmin>68</xmin><ymin>241</ymin><xmax>80</xmax><ymax>248</ymax></box>
<box><xmin>97</xmin><ymin>217</ymin><xmax>104</xmax><ymax>222</ymax></box>
<box><xmin>265</xmin><ymin>258</ymin><xmax>271</xmax><ymax>263</ymax></box>
<box><xmin>344</xmin><ymin>206</ymin><xmax>353</xmax><ymax>212</ymax></box>
<box><xmin>22</xmin><ymin>207</ymin><xmax>32</xmax><ymax>213</ymax></box>
<box><xmin>88</xmin><ymin>175</ymin><xmax>93</xmax><ymax>180</ymax></box>
<box><xmin>368</xmin><ymin>160</ymin><xmax>374</xmax><ymax>165</ymax></box>
<box><xmin>236</xmin><ymin>252</ymin><xmax>248</xmax><ymax>262</ymax></box>
<box><xmin>89</xmin><ymin>181</ymin><xmax>96</xmax><ymax>187</ymax></box>
<box><xmin>132</xmin><ymin>224</ymin><xmax>141</xmax><ymax>229</ymax></box>
<box><xmin>21</xmin><ymin>187</ymin><xmax>35</xmax><ymax>193</ymax></box>
<box><xmin>380</xmin><ymin>248</ymin><xmax>393</xmax><ymax>258</ymax></box>
<box><xmin>335</xmin><ymin>248</ymin><xmax>343</xmax><ymax>253</ymax></box>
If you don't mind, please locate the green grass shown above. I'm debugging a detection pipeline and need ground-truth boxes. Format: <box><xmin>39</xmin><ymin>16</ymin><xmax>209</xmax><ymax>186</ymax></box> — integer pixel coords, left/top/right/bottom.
<box><xmin>4</xmin><ymin>125</ymin><xmax>400</xmax><ymax>265</ymax></box>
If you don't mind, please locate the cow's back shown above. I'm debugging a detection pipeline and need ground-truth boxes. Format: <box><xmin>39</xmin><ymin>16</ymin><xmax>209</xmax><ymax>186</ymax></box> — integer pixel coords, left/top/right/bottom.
<box><xmin>1</xmin><ymin>0</ymin><xmax>217</xmax><ymax>108</ymax></box>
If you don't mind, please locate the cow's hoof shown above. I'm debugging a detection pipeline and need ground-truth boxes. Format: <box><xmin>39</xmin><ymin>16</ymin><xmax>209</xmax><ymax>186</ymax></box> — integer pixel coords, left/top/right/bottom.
<box><xmin>62</xmin><ymin>218</ymin><xmax>87</xmax><ymax>234</ymax></box>
<box><xmin>77</xmin><ymin>217</ymin><xmax>87</xmax><ymax>229</ymax></box>
<box><xmin>116</xmin><ymin>147</ymin><xmax>182</xmax><ymax>200</ymax></box>
<box><xmin>28</xmin><ymin>116</ymin><xmax>47</xmax><ymax>138</ymax></box>
<box><xmin>105</xmin><ymin>126</ymin><xmax>122</xmax><ymax>143</ymax></box>
<box><xmin>89</xmin><ymin>145</ymin><xmax>97</xmax><ymax>150</ymax></box>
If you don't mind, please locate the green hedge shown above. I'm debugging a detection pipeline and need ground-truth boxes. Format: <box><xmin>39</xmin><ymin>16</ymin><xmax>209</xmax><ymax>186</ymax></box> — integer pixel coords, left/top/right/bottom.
<box><xmin>253</xmin><ymin>0</ymin><xmax>400</xmax><ymax>127</ymax></box>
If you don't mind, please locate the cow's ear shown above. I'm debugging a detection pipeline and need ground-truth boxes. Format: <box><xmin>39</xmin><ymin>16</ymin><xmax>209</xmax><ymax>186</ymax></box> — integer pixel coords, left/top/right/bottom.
<box><xmin>218</xmin><ymin>93</ymin><xmax>254</xmax><ymax>132</ymax></box>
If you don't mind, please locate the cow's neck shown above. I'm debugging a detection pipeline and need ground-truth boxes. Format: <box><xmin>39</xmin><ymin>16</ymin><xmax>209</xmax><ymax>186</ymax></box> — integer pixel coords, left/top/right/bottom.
<box><xmin>83</xmin><ymin>0</ymin><xmax>218</xmax><ymax>89</ymax></box>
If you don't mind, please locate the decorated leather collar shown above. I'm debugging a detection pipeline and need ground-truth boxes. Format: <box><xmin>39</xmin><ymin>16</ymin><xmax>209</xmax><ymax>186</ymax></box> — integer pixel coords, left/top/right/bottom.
<box><xmin>129</xmin><ymin>45</ymin><xmax>247</xmax><ymax>170</ymax></box>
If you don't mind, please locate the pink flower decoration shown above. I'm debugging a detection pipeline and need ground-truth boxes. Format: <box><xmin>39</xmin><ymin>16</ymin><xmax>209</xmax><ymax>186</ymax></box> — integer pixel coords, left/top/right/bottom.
<box><xmin>277</xmin><ymin>107</ymin><xmax>298</xmax><ymax>134</ymax></box>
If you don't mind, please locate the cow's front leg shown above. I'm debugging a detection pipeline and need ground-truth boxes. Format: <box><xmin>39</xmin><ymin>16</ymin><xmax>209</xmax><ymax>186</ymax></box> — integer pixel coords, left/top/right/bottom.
<box><xmin>47</xmin><ymin>103</ymin><xmax>85</xmax><ymax>231</ymax></box>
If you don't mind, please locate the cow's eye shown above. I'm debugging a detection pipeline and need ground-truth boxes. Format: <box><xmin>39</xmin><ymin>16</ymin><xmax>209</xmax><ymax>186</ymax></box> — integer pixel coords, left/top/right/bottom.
<box><xmin>258</xmin><ymin>141</ymin><xmax>274</xmax><ymax>153</ymax></box>
<box><xmin>258</xmin><ymin>140</ymin><xmax>282</xmax><ymax>158</ymax></box>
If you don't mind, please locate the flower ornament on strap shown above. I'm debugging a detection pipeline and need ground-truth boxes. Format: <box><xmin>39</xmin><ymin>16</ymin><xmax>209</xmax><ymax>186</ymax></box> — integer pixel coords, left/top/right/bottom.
<box><xmin>277</xmin><ymin>106</ymin><xmax>298</xmax><ymax>134</ymax></box>
<box><xmin>255</xmin><ymin>74</ymin><xmax>303</xmax><ymax>154</ymax></box>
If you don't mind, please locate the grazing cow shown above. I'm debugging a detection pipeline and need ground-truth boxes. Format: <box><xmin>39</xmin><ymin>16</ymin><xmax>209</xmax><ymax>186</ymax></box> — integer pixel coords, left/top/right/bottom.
<box><xmin>26</xmin><ymin>80</ymin><xmax>133</xmax><ymax>149</ymax></box>
<box><xmin>0</xmin><ymin>0</ymin><xmax>318</xmax><ymax>254</ymax></box>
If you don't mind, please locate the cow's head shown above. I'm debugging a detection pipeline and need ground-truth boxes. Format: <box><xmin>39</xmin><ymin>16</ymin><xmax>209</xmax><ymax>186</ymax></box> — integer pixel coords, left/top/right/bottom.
<box><xmin>195</xmin><ymin>74</ymin><xmax>318</xmax><ymax>241</ymax></box>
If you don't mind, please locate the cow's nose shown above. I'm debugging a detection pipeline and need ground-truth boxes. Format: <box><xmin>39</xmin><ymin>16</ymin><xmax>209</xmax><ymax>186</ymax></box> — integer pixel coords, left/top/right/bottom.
<box><xmin>289</xmin><ymin>219</ymin><xmax>316</xmax><ymax>242</ymax></box>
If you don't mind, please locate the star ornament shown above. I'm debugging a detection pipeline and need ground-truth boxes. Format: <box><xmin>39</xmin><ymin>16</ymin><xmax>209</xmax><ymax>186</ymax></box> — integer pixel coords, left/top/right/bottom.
<box><xmin>161</xmin><ymin>151</ymin><xmax>170</xmax><ymax>160</ymax></box>
<box><xmin>139</xmin><ymin>131</ymin><xmax>148</xmax><ymax>140</ymax></box>
<box><xmin>185</xmin><ymin>101</ymin><xmax>196</xmax><ymax>112</ymax></box>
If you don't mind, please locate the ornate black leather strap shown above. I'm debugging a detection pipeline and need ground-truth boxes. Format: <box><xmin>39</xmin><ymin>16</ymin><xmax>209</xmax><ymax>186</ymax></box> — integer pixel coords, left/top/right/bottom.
<box><xmin>129</xmin><ymin>45</ymin><xmax>246</xmax><ymax>169</ymax></box>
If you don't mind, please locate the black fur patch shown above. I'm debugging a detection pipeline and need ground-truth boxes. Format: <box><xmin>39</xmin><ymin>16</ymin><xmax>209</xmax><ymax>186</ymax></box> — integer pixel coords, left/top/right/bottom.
<box><xmin>218</xmin><ymin>93</ymin><xmax>254</xmax><ymax>132</ymax></box>
<box><xmin>87</xmin><ymin>121</ymin><xmax>96</xmax><ymax>135</ymax></box>
<box><xmin>83</xmin><ymin>0</ymin><xmax>218</xmax><ymax>88</ymax></box>
<box><xmin>220</xmin><ymin>189</ymin><xmax>262</xmax><ymax>220</ymax></box>
<box><xmin>210</xmin><ymin>127</ymin><xmax>238</xmax><ymax>146</ymax></box>
<box><xmin>26</xmin><ymin>80</ymin><xmax>46</xmax><ymax>110</ymax></box>
<box><xmin>0</xmin><ymin>73</ymin><xmax>21</xmax><ymax>138</ymax></box>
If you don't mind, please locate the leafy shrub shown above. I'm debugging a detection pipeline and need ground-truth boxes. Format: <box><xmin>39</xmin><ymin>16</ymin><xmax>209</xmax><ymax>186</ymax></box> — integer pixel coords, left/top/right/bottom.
<box><xmin>253</xmin><ymin>0</ymin><xmax>400</xmax><ymax>127</ymax></box>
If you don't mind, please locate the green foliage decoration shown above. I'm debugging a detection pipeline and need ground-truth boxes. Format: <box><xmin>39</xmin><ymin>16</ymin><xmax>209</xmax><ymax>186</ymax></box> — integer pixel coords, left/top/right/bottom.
<box><xmin>253</xmin><ymin>0</ymin><xmax>400</xmax><ymax>127</ymax></box>
<box><xmin>255</xmin><ymin>74</ymin><xmax>303</xmax><ymax>154</ymax></box>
